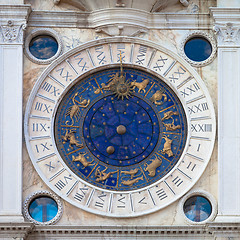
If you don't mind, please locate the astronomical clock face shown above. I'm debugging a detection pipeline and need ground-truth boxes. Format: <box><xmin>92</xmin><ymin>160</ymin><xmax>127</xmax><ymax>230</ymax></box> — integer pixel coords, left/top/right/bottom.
<box><xmin>25</xmin><ymin>37</ymin><xmax>215</xmax><ymax>217</ymax></box>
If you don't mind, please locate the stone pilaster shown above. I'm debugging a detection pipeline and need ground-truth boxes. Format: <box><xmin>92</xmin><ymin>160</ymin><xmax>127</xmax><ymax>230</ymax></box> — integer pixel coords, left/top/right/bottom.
<box><xmin>0</xmin><ymin>5</ymin><xmax>31</xmax><ymax>223</ymax></box>
<box><xmin>211</xmin><ymin>8</ymin><xmax>240</xmax><ymax>224</ymax></box>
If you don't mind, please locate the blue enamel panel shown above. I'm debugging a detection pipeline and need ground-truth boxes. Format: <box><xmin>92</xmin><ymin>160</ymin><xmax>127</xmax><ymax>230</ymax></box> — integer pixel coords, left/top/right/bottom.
<box><xmin>54</xmin><ymin>68</ymin><xmax>188</xmax><ymax>191</ymax></box>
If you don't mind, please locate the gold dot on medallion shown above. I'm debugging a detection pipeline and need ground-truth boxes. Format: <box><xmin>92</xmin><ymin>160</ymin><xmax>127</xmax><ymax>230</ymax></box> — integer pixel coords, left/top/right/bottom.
<box><xmin>153</xmin><ymin>131</ymin><xmax>155</xmax><ymax>134</ymax></box>
<box><xmin>85</xmin><ymin>170</ymin><xmax>88</xmax><ymax>173</ymax></box>
<box><xmin>150</xmin><ymin>143</ymin><xmax>153</xmax><ymax>146</ymax></box>
<box><xmin>154</xmin><ymin>123</ymin><xmax>156</xmax><ymax>125</ymax></box>
<box><xmin>142</xmin><ymin>147</ymin><xmax>145</xmax><ymax>150</ymax></box>
<box><xmin>125</xmin><ymin>146</ymin><xmax>128</xmax><ymax>150</ymax></box>
<box><xmin>111</xmin><ymin>97</ymin><xmax>114</xmax><ymax>100</ymax></box>
<box><xmin>105</xmin><ymin>140</ymin><xmax>107</xmax><ymax>142</ymax></box>
<box><xmin>101</xmin><ymin>107</ymin><xmax>103</xmax><ymax>110</ymax></box>
<box><xmin>87</xmin><ymin>136</ymin><xmax>90</xmax><ymax>138</ymax></box>
<box><xmin>124</xmin><ymin>112</ymin><xmax>126</xmax><ymax>114</ymax></box>
<box><xmin>133</xmin><ymin>145</ymin><xmax>136</xmax><ymax>147</ymax></box>
<box><xmin>135</xmin><ymin>112</ymin><xmax>138</xmax><ymax>114</ymax></box>
<box><xmin>137</xmin><ymin>101</ymin><xmax>139</xmax><ymax>103</ymax></box>
<box><xmin>107</xmin><ymin>146</ymin><xmax>115</xmax><ymax>154</ymax></box>
<box><xmin>138</xmin><ymin>121</ymin><xmax>141</xmax><ymax>123</ymax></box>
<box><xmin>92</xmin><ymin>125</ymin><xmax>95</xmax><ymax>128</ymax></box>
<box><xmin>102</xmin><ymin>114</ymin><xmax>105</xmax><ymax>116</ymax></box>
<box><xmin>117</xmin><ymin>110</ymin><xmax>119</xmax><ymax>112</ymax></box>
<box><xmin>93</xmin><ymin>108</ymin><xmax>96</xmax><ymax>111</ymax></box>
<box><xmin>146</xmin><ymin>107</ymin><xmax>149</xmax><ymax>110</ymax></box>
<box><xmin>100</xmin><ymin>130</ymin><xmax>102</xmax><ymax>133</ymax></box>
<box><xmin>93</xmin><ymin>117</ymin><xmax>95</xmax><ymax>120</ymax></box>
<box><xmin>119</xmin><ymin>161</ymin><xmax>122</xmax><ymax>163</ymax></box>
<box><xmin>104</xmin><ymin>98</ymin><xmax>107</xmax><ymax>101</ymax></box>
<box><xmin>133</xmin><ymin>151</ymin><xmax>136</xmax><ymax>154</ymax></box>
<box><xmin>126</xmin><ymin>103</ymin><xmax>129</xmax><ymax>107</ymax></box>
<box><xmin>103</xmin><ymin>122</ymin><xmax>106</xmax><ymax>125</ymax></box>
<box><xmin>125</xmin><ymin>156</ymin><xmax>129</xmax><ymax>159</ymax></box>
<box><xmin>143</xmin><ymin>113</ymin><xmax>145</xmax><ymax>116</ymax></box>
<box><xmin>112</xmin><ymin>180</ymin><xmax>115</xmax><ymax>183</ymax></box>
<box><xmin>128</xmin><ymin>161</ymin><xmax>130</xmax><ymax>164</ymax></box>
<box><xmin>77</xmin><ymin>164</ymin><xmax>80</xmax><ymax>167</ymax></box>
<box><xmin>147</xmin><ymin>137</ymin><xmax>150</xmax><ymax>140</ymax></box>
<box><xmin>97</xmin><ymin>155</ymin><xmax>100</xmax><ymax>158</ymax></box>
<box><xmin>142</xmin><ymin>155</ymin><xmax>145</xmax><ymax>158</ymax></box>
<box><xmin>136</xmin><ymin>138</ymin><xmax>138</xmax><ymax>140</ymax></box>
<box><xmin>149</xmin><ymin>120</ymin><xmax>151</xmax><ymax>122</ymax></box>
<box><xmin>109</xmin><ymin>108</ymin><xmax>112</xmax><ymax>111</ymax></box>
<box><xmin>97</xmin><ymin>144</ymin><xmax>99</xmax><ymax>147</ymax></box>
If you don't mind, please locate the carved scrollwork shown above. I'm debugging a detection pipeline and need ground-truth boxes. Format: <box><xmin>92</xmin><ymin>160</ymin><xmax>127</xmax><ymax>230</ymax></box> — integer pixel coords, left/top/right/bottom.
<box><xmin>213</xmin><ymin>23</ymin><xmax>240</xmax><ymax>46</ymax></box>
<box><xmin>0</xmin><ymin>20</ymin><xmax>26</xmax><ymax>44</ymax></box>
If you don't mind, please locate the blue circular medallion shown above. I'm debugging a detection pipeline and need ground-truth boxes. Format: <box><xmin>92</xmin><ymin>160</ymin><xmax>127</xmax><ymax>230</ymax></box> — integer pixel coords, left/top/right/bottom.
<box><xmin>83</xmin><ymin>95</ymin><xmax>160</xmax><ymax>166</ymax></box>
<box><xmin>54</xmin><ymin>67</ymin><xmax>187</xmax><ymax>191</ymax></box>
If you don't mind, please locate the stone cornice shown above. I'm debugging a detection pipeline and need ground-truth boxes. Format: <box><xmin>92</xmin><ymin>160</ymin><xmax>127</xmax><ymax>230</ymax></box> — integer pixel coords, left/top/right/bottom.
<box><xmin>1</xmin><ymin>223</ymin><xmax>240</xmax><ymax>239</ymax></box>
<box><xmin>210</xmin><ymin>8</ymin><xmax>240</xmax><ymax>24</ymax></box>
<box><xmin>28</xmin><ymin>9</ymin><xmax>212</xmax><ymax>30</ymax></box>
<box><xmin>0</xmin><ymin>5</ymin><xmax>31</xmax><ymax>25</ymax></box>
<box><xmin>0</xmin><ymin>222</ymin><xmax>33</xmax><ymax>239</ymax></box>
<box><xmin>207</xmin><ymin>222</ymin><xmax>240</xmax><ymax>238</ymax></box>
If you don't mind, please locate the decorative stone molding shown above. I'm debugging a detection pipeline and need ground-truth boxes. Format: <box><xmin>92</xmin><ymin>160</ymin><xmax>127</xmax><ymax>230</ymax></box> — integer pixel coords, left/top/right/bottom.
<box><xmin>53</xmin><ymin>0</ymin><xmax>89</xmax><ymax>11</ymax></box>
<box><xmin>23</xmin><ymin>191</ymin><xmax>63</xmax><ymax>225</ymax></box>
<box><xmin>180</xmin><ymin>30</ymin><xmax>217</xmax><ymax>67</ymax></box>
<box><xmin>28</xmin><ymin>225</ymin><xmax>211</xmax><ymax>239</ymax></box>
<box><xmin>0</xmin><ymin>223</ymin><xmax>33</xmax><ymax>239</ymax></box>
<box><xmin>24</xmin><ymin>28</ymin><xmax>63</xmax><ymax>64</ymax></box>
<box><xmin>213</xmin><ymin>23</ymin><xmax>240</xmax><ymax>46</ymax></box>
<box><xmin>95</xmin><ymin>25</ymin><xmax>148</xmax><ymax>37</ymax></box>
<box><xmin>28</xmin><ymin>10</ymin><xmax>212</xmax><ymax>30</ymax></box>
<box><xmin>179</xmin><ymin>189</ymin><xmax>217</xmax><ymax>225</ymax></box>
<box><xmin>1</xmin><ymin>223</ymin><xmax>240</xmax><ymax>239</ymax></box>
<box><xmin>208</xmin><ymin>223</ymin><xmax>240</xmax><ymax>239</ymax></box>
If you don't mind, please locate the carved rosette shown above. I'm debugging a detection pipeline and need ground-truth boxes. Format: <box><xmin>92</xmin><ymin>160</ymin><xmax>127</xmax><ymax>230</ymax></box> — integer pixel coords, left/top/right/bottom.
<box><xmin>214</xmin><ymin>23</ymin><xmax>240</xmax><ymax>46</ymax></box>
<box><xmin>0</xmin><ymin>20</ymin><xmax>26</xmax><ymax>44</ymax></box>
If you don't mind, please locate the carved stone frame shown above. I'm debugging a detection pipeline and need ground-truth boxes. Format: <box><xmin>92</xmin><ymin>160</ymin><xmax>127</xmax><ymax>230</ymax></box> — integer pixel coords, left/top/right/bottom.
<box><xmin>180</xmin><ymin>31</ymin><xmax>217</xmax><ymax>67</ymax></box>
<box><xmin>24</xmin><ymin>28</ymin><xmax>63</xmax><ymax>64</ymax></box>
<box><xmin>179</xmin><ymin>189</ymin><xmax>217</xmax><ymax>225</ymax></box>
<box><xmin>23</xmin><ymin>190</ymin><xmax>63</xmax><ymax>225</ymax></box>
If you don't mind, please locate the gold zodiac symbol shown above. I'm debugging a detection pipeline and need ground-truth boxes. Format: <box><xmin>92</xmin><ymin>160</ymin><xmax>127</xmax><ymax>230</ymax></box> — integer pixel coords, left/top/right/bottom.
<box><xmin>65</xmin><ymin>93</ymin><xmax>90</xmax><ymax>126</ymax></box>
<box><xmin>161</xmin><ymin>135</ymin><xmax>174</xmax><ymax>157</ymax></box>
<box><xmin>150</xmin><ymin>90</ymin><xmax>167</xmax><ymax>105</ymax></box>
<box><xmin>131</xmin><ymin>79</ymin><xmax>149</xmax><ymax>93</ymax></box>
<box><xmin>162</xmin><ymin>117</ymin><xmax>181</xmax><ymax>131</ymax></box>
<box><xmin>95</xmin><ymin>167</ymin><xmax>118</xmax><ymax>182</ymax></box>
<box><xmin>121</xmin><ymin>176</ymin><xmax>143</xmax><ymax>186</ymax></box>
<box><xmin>72</xmin><ymin>152</ymin><xmax>94</xmax><ymax>168</ymax></box>
<box><xmin>162</xmin><ymin>111</ymin><xmax>179</xmax><ymax>120</ymax></box>
<box><xmin>101</xmin><ymin>73</ymin><xmax>120</xmax><ymax>91</ymax></box>
<box><xmin>144</xmin><ymin>155</ymin><xmax>162</xmax><ymax>177</ymax></box>
<box><xmin>62</xmin><ymin>129</ymin><xmax>83</xmax><ymax>149</ymax></box>
<box><xmin>121</xmin><ymin>168</ymin><xmax>139</xmax><ymax>179</ymax></box>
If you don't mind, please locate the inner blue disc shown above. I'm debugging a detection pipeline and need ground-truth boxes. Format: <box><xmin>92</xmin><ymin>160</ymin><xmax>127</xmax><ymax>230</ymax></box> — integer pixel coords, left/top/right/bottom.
<box><xmin>83</xmin><ymin>95</ymin><xmax>160</xmax><ymax>166</ymax></box>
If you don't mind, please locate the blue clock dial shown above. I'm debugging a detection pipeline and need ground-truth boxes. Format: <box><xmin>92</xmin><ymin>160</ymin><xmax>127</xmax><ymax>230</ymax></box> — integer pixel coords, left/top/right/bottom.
<box><xmin>54</xmin><ymin>68</ymin><xmax>188</xmax><ymax>191</ymax></box>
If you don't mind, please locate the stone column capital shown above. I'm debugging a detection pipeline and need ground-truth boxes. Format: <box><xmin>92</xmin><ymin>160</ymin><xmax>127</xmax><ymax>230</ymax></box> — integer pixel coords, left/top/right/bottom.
<box><xmin>210</xmin><ymin>7</ymin><xmax>240</xmax><ymax>46</ymax></box>
<box><xmin>213</xmin><ymin>22</ymin><xmax>240</xmax><ymax>46</ymax></box>
<box><xmin>0</xmin><ymin>5</ymin><xmax>31</xmax><ymax>44</ymax></box>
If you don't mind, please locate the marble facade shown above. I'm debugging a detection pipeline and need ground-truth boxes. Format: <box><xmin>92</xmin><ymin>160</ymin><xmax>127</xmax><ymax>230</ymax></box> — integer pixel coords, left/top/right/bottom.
<box><xmin>0</xmin><ymin>0</ymin><xmax>239</xmax><ymax>239</ymax></box>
